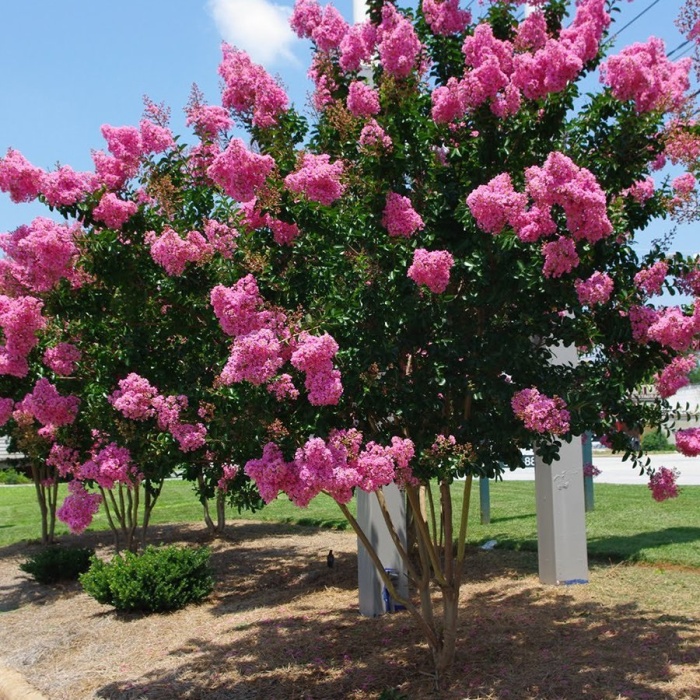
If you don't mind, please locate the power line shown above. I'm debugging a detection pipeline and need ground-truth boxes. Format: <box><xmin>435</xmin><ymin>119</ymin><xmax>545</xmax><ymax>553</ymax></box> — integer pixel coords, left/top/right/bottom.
<box><xmin>668</xmin><ymin>39</ymin><xmax>692</xmax><ymax>58</ymax></box>
<box><xmin>609</xmin><ymin>0</ymin><xmax>662</xmax><ymax>41</ymax></box>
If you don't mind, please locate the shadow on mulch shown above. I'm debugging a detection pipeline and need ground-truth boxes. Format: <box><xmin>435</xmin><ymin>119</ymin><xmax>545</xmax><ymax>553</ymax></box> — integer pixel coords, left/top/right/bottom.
<box><xmin>94</xmin><ymin>551</ymin><xmax>700</xmax><ymax>700</ymax></box>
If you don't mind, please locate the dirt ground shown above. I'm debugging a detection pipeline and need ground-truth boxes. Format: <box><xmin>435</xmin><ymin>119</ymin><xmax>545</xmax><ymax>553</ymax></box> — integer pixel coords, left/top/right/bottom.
<box><xmin>1</xmin><ymin>521</ymin><xmax>700</xmax><ymax>700</ymax></box>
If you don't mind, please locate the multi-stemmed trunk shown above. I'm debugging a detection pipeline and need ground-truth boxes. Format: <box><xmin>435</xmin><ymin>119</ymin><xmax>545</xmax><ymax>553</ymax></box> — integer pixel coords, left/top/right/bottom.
<box><xmin>339</xmin><ymin>475</ymin><xmax>473</xmax><ymax>679</ymax></box>
<box><xmin>30</xmin><ymin>460</ymin><xmax>59</xmax><ymax>545</ymax></box>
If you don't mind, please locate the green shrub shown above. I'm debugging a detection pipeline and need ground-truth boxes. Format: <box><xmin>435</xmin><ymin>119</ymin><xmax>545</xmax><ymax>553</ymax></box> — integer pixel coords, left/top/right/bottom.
<box><xmin>0</xmin><ymin>468</ymin><xmax>31</xmax><ymax>485</ymax></box>
<box><xmin>80</xmin><ymin>544</ymin><xmax>213</xmax><ymax>612</ymax></box>
<box><xmin>20</xmin><ymin>545</ymin><xmax>94</xmax><ymax>584</ymax></box>
<box><xmin>641</xmin><ymin>430</ymin><xmax>672</xmax><ymax>452</ymax></box>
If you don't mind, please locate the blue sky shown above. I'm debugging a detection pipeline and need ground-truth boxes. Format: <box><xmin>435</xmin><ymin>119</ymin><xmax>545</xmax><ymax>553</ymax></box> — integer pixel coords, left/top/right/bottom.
<box><xmin>0</xmin><ymin>0</ymin><xmax>696</xmax><ymax>259</ymax></box>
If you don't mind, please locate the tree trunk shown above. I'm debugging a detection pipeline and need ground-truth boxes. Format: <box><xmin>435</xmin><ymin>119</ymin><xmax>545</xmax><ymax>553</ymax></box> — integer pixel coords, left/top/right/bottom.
<box><xmin>216</xmin><ymin>491</ymin><xmax>226</xmax><ymax>534</ymax></box>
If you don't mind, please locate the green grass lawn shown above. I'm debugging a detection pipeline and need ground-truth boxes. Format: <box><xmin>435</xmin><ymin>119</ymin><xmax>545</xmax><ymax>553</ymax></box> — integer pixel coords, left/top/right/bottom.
<box><xmin>2</xmin><ymin>479</ymin><xmax>699</xmax><ymax>568</ymax></box>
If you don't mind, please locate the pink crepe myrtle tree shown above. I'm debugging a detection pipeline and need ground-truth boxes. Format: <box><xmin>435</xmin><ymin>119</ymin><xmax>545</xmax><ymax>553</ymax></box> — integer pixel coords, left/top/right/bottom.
<box><xmin>3</xmin><ymin>0</ymin><xmax>700</xmax><ymax>676</ymax></box>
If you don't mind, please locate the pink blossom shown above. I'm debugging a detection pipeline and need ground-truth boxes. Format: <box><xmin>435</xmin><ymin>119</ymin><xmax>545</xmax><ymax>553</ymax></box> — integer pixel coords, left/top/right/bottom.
<box><xmin>43</xmin><ymin>343</ymin><xmax>81</xmax><ymax>376</ymax></box>
<box><xmin>408</xmin><ymin>248</ymin><xmax>454</xmax><ymax>294</ymax></box>
<box><xmin>314</xmin><ymin>4</ymin><xmax>349</xmax><ymax>51</ymax></box>
<box><xmin>347</xmin><ymin>81</ymin><xmax>380</xmax><ymax>117</ymax></box>
<box><xmin>186</xmin><ymin>104</ymin><xmax>233</xmax><ymax>139</ymax></box>
<box><xmin>211</xmin><ymin>275</ymin><xmax>284</xmax><ymax>338</ymax></box>
<box><xmin>139</xmin><ymin>119</ymin><xmax>175</xmax><ymax>154</ymax></box>
<box><xmin>204</xmin><ymin>219</ymin><xmax>239</xmax><ymax>258</ymax></box>
<box><xmin>40</xmin><ymin>166</ymin><xmax>97</xmax><ymax>207</ymax></box>
<box><xmin>634</xmin><ymin>261</ymin><xmax>668</xmax><ymax>296</ymax></box>
<box><xmin>308</xmin><ymin>54</ymin><xmax>337</xmax><ymax>111</ymax></box>
<box><xmin>290</xmin><ymin>0</ymin><xmax>323</xmax><ymax>38</ymax></box>
<box><xmin>267</xmin><ymin>217</ymin><xmax>301</xmax><ymax>246</ymax></box>
<box><xmin>339</xmin><ymin>21</ymin><xmax>377</xmax><ymax>73</ymax></box>
<box><xmin>672</xmin><ymin>172</ymin><xmax>696</xmax><ymax>195</ymax></box>
<box><xmin>57</xmin><ymin>480</ymin><xmax>102</xmax><ymax>534</ymax></box>
<box><xmin>91</xmin><ymin>150</ymin><xmax>132</xmax><ymax>190</ymax></box>
<box><xmin>220</xmin><ymin>329</ymin><xmax>284</xmax><ymax>385</ymax></box>
<box><xmin>170</xmin><ymin>421</ymin><xmax>208</xmax><ymax>452</ymax></box>
<box><xmin>267</xmin><ymin>373</ymin><xmax>300</xmax><ymax>401</ymax></box>
<box><xmin>0</xmin><ymin>397</ymin><xmax>14</xmax><ymax>426</ymax></box>
<box><xmin>217</xmin><ymin>463</ymin><xmax>239</xmax><ymax>493</ymax></box>
<box><xmin>0</xmin><ymin>148</ymin><xmax>44</xmax><ymax>203</ymax></box>
<box><xmin>511</xmin><ymin>387</ymin><xmax>570</xmax><ymax>435</ymax></box>
<box><xmin>629</xmin><ymin>305</ymin><xmax>658</xmax><ymax>343</ymax></box>
<box><xmin>244</xmin><ymin>442</ymin><xmax>294</xmax><ymax>503</ymax></box>
<box><xmin>207</xmin><ymin>138</ymin><xmax>276</xmax><ymax>202</ymax></box>
<box><xmin>514</xmin><ymin>10</ymin><xmax>548</xmax><ymax>51</ymax></box>
<box><xmin>654</xmin><ymin>354</ymin><xmax>696</xmax><ymax>398</ymax></box>
<box><xmin>147</xmin><ymin>228</ymin><xmax>212</xmax><ymax>276</ymax></box>
<box><xmin>377</xmin><ymin>4</ymin><xmax>423</xmax><ymax>79</ymax></box>
<box><xmin>382</xmin><ymin>192</ymin><xmax>424</xmax><ymax>237</ymax></box>
<box><xmin>582</xmin><ymin>463</ymin><xmax>602</xmax><ymax>478</ymax></box>
<box><xmin>624</xmin><ymin>176</ymin><xmax>655</xmax><ymax>203</ymax></box>
<box><xmin>431</xmin><ymin>78</ymin><xmax>467</xmax><ymax>124</ymax></box>
<box><xmin>575</xmin><ymin>271</ymin><xmax>614</xmax><ymax>306</ymax></box>
<box><xmin>291</xmin><ymin>332</ymin><xmax>343</xmax><ymax>405</ymax></box>
<box><xmin>600</xmin><ymin>37</ymin><xmax>691</xmax><ymax>113</ymax></box>
<box><xmin>101</xmin><ymin>124</ymin><xmax>143</xmax><ymax>171</ymax></box>
<box><xmin>648</xmin><ymin>466</ymin><xmax>680</xmax><ymax>501</ymax></box>
<box><xmin>46</xmin><ymin>444</ymin><xmax>81</xmax><ymax>478</ymax></box>
<box><xmin>20</xmin><ymin>378</ymin><xmax>80</xmax><ymax>429</ymax></box>
<box><xmin>512</xmin><ymin>39</ymin><xmax>583</xmax><ymax>101</ymax></box>
<box><xmin>359</xmin><ymin>120</ymin><xmax>393</xmax><ymax>152</ymax></box>
<box><xmin>647</xmin><ymin>305</ymin><xmax>700</xmax><ymax>352</ymax></box>
<box><xmin>152</xmin><ymin>394</ymin><xmax>188</xmax><ymax>431</ymax></box>
<box><xmin>0</xmin><ymin>295</ymin><xmax>46</xmax><ymax>377</ymax></box>
<box><xmin>284</xmin><ymin>153</ymin><xmax>345</xmax><ymax>206</ymax></box>
<box><xmin>467</xmin><ymin>173</ymin><xmax>527</xmax><ymax>235</ymax></box>
<box><xmin>80</xmin><ymin>442</ymin><xmax>141</xmax><ymax>489</ymax></box>
<box><xmin>675</xmin><ymin>427</ymin><xmax>700</xmax><ymax>457</ymax></box>
<box><xmin>218</xmin><ymin>45</ymin><xmax>289</xmax><ymax>128</ymax></box>
<box><xmin>0</xmin><ymin>217</ymin><xmax>82</xmax><ymax>292</ymax></box>
<box><xmin>93</xmin><ymin>192</ymin><xmax>138</xmax><ymax>229</ymax></box>
<box><xmin>422</xmin><ymin>0</ymin><xmax>470</xmax><ymax>36</ymax></box>
<box><xmin>559</xmin><ymin>0</ymin><xmax>610</xmax><ymax>64</ymax></box>
<box><xmin>109</xmin><ymin>373</ymin><xmax>159</xmax><ymax>420</ymax></box>
<box><xmin>541</xmin><ymin>237</ymin><xmax>579</xmax><ymax>278</ymax></box>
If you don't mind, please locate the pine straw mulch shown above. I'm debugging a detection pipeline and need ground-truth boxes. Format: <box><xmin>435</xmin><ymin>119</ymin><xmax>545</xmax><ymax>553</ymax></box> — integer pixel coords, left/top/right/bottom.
<box><xmin>1</xmin><ymin>521</ymin><xmax>700</xmax><ymax>700</ymax></box>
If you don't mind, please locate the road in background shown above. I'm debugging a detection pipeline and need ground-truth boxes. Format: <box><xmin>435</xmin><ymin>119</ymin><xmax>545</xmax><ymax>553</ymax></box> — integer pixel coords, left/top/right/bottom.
<box><xmin>502</xmin><ymin>454</ymin><xmax>700</xmax><ymax>485</ymax></box>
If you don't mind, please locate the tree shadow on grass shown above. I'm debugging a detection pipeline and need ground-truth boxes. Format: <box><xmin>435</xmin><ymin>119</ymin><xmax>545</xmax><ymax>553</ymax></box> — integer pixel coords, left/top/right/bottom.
<box><xmin>95</xmin><ymin>551</ymin><xmax>700</xmax><ymax>699</ymax></box>
<box><xmin>587</xmin><ymin>526</ymin><xmax>700</xmax><ymax>564</ymax></box>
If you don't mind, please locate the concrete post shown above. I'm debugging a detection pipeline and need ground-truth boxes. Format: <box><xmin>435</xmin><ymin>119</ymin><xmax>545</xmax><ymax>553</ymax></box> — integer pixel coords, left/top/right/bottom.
<box><xmin>356</xmin><ymin>485</ymin><xmax>409</xmax><ymax>616</ymax></box>
<box><xmin>534</xmin><ymin>342</ymin><xmax>589</xmax><ymax>585</ymax></box>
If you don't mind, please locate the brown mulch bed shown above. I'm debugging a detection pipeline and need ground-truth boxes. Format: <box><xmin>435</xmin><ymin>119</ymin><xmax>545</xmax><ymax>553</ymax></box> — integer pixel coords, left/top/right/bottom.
<box><xmin>1</xmin><ymin>521</ymin><xmax>700</xmax><ymax>699</ymax></box>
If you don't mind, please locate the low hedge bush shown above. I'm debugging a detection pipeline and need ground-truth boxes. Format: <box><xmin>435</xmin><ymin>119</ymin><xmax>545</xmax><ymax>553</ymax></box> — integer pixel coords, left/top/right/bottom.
<box><xmin>80</xmin><ymin>544</ymin><xmax>213</xmax><ymax>612</ymax></box>
<box><xmin>20</xmin><ymin>546</ymin><xmax>94</xmax><ymax>584</ymax></box>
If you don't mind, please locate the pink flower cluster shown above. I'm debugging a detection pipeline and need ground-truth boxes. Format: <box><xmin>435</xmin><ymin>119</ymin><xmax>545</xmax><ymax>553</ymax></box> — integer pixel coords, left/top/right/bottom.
<box><xmin>40</xmin><ymin>165</ymin><xmax>98</xmax><ymax>207</ymax></box>
<box><xmin>217</xmin><ymin>463</ymin><xmax>240</xmax><ymax>493</ymax></box>
<box><xmin>624</xmin><ymin>177</ymin><xmax>655</xmax><ymax>203</ymax></box>
<box><xmin>57</xmin><ymin>480</ymin><xmax>103</xmax><ymax>534</ymax></box>
<box><xmin>407</xmin><ymin>248</ymin><xmax>455</xmax><ymax>294</ymax></box>
<box><xmin>79</xmin><ymin>442</ymin><xmax>142</xmax><ymax>489</ymax></box>
<box><xmin>284</xmin><ymin>153</ymin><xmax>345</xmax><ymax>206</ymax></box>
<box><xmin>0</xmin><ymin>217</ymin><xmax>83</xmax><ymax>293</ymax></box>
<box><xmin>654</xmin><ymin>354</ymin><xmax>696</xmax><ymax>398</ymax></box>
<box><xmin>291</xmin><ymin>332</ymin><xmax>343</xmax><ymax>405</ymax></box>
<box><xmin>382</xmin><ymin>192</ymin><xmax>425</xmax><ymax>237</ymax></box>
<box><xmin>675</xmin><ymin>427</ymin><xmax>700</xmax><ymax>457</ymax></box>
<box><xmin>646</xmin><ymin>304</ymin><xmax>700</xmax><ymax>352</ymax></box>
<box><xmin>244</xmin><ymin>431</ymin><xmax>416</xmax><ymax>507</ymax></box>
<box><xmin>0</xmin><ymin>295</ymin><xmax>46</xmax><ymax>377</ymax></box>
<box><xmin>468</xmin><ymin>152</ymin><xmax>612</xmax><ymax>278</ymax></box>
<box><xmin>218</xmin><ymin>45</ymin><xmax>289</xmax><ymax>128</ymax></box>
<box><xmin>0</xmin><ymin>397</ymin><xmax>14</xmax><ymax>426</ymax></box>
<box><xmin>211</xmin><ymin>277</ymin><xmax>342</xmax><ymax>405</ymax></box>
<box><xmin>511</xmin><ymin>387</ymin><xmax>570</xmax><ymax>435</ymax></box>
<box><xmin>582</xmin><ymin>463</ymin><xmax>602</xmax><ymax>478</ymax></box>
<box><xmin>628</xmin><ymin>304</ymin><xmax>658</xmax><ymax>343</ymax></box>
<box><xmin>339</xmin><ymin>21</ymin><xmax>377</xmax><ymax>73</ymax></box>
<box><xmin>648</xmin><ymin>466</ymin><xmax>680</xmax><ymax>502</ymax></box>
<box><xmin>347</xmin><ymin>81</ymin><xmax>380</xmax><ymax>117</ymax></box>
<box><xmin>431</xmin><ymin>0</ymin><xmax>608</xmax><ymax>122</ymax></box>
<box><xmin>146</xmin><ymin>228</ymin><xmax>212</xmax><ymax>276</ymax></box>
<box><xmin>634</xmin><ymin>261</ymin><xmax>668</xmax><ymax>297</ymax></box>
<box><xmin>672</xmin><ymin>173</ymin><xmax>697</xmax><ymax>195</ymax></box>
<box><xmin>109</xmin><ymin>373</ymin><xmax>207</xmax><ymax>452</ymax></box>
<box><xmin>93</xmin><ymin>192</ymin><xmax>138</xmax><ymax>230</ymax></box>
<box><xmin>290</xmin><ymin>0</ymin><xmax>349</xmax><ymax>52</ymax></box>
<box><xmin>17</xmin><ymin>378</ymin><xmax>80</xmax><ymax>435</ymax></box>
<box><xmin>46</xmin><ymin>443</ymin><xmax>81</xmax><ymax>477</ymax></box>
<box><xmin>359</xmin><ymin>120</ymin><xmax>393</xmax><ymax>153</ymax></box>
<box><xmin>207</xmin><ymin>138</ymin><xmax>276</xmax><ymax>203</ymax></box>
<box><xmin>0</xmin><ymin>148</ymin><xmax>45</xmax><ymax>203</ymax></box>
<box><xmin>600</xmin><ymin>37</ymin><xmax>691</xmax><ymax>113</ymax></box>
<box><xmin>186</xmin><ymin>103</ymin><xmax>233</xmax><ymax>140</ymax></box>
<box><xmin>422</xmin><ymin>0</ymin><xmax>471</xmax><ymax>36</ymax></box>
<box><xmin>575</xmin><ymin>271</ymin><xmax>614</xmax><ymax>306</ymax></box>
<box><xmin>377</xmin><ymin>3</ymin><xmax>424</xmax><ymax>79</ymax></box>
<box><xmin>43</xmin><ymin>343</ymin><xmax>81</xmax><ymax>376</ymax></box>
